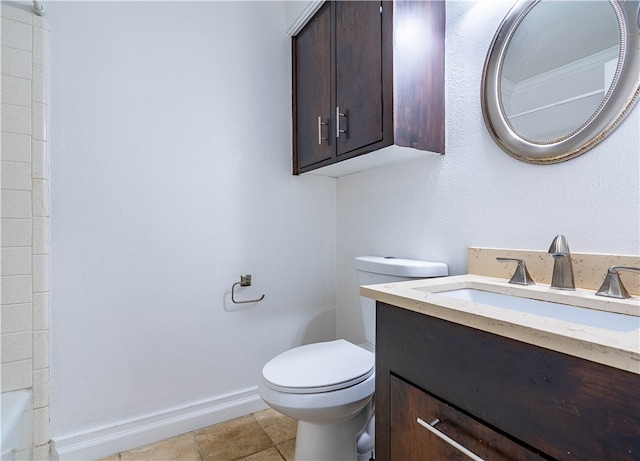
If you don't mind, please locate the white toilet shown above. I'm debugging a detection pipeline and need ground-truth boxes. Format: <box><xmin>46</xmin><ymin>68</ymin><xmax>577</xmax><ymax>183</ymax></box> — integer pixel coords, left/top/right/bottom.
<box><xmin>258</xmin><ymin>256</ymin><xmax>448</xmax><ymax>461</ymax></box>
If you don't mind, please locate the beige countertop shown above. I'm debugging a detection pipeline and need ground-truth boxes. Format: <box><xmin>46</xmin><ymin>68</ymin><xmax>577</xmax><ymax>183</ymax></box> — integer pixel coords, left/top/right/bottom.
<box><xmin>361</xmin><ymin>274</ymin><xmax>640</xmax><ymax>374</ymax></box>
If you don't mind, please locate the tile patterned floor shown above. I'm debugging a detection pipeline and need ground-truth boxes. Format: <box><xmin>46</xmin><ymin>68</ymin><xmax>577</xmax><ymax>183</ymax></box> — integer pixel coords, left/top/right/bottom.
<box><xmin>98</xmin><ymin>409</ymin><xmax>297</xmax><ymax>461</ymax></box>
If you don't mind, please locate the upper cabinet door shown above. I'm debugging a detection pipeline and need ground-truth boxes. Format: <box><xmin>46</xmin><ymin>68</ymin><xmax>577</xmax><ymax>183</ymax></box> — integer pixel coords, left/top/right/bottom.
<box><xmin>335</xmin><ymin>1</ymin><xmax>384</xmax><ymax>157</ymax></box>
<box><xmin>293</xmin><ymin>3</ymin><xmax>332</xmax><ymax>171</ymax></box>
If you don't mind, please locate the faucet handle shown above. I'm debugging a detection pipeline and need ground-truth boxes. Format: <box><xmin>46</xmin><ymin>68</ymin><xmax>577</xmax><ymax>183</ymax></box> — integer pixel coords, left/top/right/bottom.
<box><xmin>596</xmin><ymin>266</ymin><xmax>640</xmax><ymax>299</ymax></box>
<box><xmin>496</xmin><ymin>258</ymin><xmax>536</xmax><ymax>286</ymax></box>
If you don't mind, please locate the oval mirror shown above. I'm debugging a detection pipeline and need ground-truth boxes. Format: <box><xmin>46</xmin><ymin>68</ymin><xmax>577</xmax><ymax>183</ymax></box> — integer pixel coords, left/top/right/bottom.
<box><xmin>481</xmin><ymin>0</ymin><xmax>640</xmax><ymax>164</ymax></box>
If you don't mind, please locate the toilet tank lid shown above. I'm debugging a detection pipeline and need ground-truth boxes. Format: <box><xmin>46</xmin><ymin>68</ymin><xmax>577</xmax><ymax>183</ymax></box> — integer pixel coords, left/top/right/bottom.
<box><xmin>354</xmin><ymin>256</ymin><xmax>448</xmax><ymax>278</ymax></box>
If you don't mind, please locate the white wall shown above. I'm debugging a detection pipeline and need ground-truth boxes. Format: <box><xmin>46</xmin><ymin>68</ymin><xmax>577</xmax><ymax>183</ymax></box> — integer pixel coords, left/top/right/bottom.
<box><xmin>48</xmin><ymin>0</ymin><xmax>336</xmax><ymax>452</ymax></box>
<box><xmin>336</xmin><ymin>1</ymin><xmax>640</xmax><ymax>343</ymax></box>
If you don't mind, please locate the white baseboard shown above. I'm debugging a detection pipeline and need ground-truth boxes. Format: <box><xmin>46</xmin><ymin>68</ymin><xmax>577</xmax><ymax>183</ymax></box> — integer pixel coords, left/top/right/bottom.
<box><xmin>53</xmin><ymin>387</ymin><xmax>269</xmax><ymax>461</ymax></box>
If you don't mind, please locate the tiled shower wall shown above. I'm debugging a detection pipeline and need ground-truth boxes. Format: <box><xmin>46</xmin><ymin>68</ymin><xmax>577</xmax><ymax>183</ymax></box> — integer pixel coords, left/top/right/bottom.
<box><xmin>1</xmin><ymin>4</ymin><xmax>51</xmax><ymax>460</ymax></box>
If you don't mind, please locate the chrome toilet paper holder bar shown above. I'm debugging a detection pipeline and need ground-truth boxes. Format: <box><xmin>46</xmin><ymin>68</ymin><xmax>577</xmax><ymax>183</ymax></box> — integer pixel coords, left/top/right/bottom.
<box><xmin>231</xmin><ymin>274</ymin><xmax>265</xmax><ymax>304</ymax></box>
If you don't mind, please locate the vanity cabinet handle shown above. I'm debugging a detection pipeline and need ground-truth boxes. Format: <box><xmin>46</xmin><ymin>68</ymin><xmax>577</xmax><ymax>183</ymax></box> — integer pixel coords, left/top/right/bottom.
<box><xmin>417</xmin><ymin>418</ymin><xmax>485</xmax><ymax>461</ymax></box>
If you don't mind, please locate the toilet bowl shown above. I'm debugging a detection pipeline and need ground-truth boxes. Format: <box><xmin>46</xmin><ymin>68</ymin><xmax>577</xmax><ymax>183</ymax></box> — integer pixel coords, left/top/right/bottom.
<box><xmin>259</xmin><ymin>339</ymin><xmax>375</xmax><ymax>461</ymax></box>
<box><xmin>259</xmin><ymin>256</ymin><xmax>448</xmax><ymax>461</ymax></box>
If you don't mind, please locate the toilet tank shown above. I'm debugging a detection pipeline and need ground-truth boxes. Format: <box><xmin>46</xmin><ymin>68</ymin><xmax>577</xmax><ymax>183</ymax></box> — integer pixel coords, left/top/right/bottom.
<box><xmin>355</xmin><ymin>256</ymin><xmax>448</xmax><ymax>347</ymax></box>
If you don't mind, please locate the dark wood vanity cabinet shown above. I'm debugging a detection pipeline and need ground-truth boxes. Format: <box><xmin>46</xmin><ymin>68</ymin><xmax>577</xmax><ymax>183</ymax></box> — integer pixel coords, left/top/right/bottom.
<box><xmin>292</xmin><ymin>0</ymin><xmax>445</xmax><ymax>175</ymax></box>
<box><xmin>376</xmin><ymin>302</ymin><xmax>640</xmax><ymax>461</ymax></box>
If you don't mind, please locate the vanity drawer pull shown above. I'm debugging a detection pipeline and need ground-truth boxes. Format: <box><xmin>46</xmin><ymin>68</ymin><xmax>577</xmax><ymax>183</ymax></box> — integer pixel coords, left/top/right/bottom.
<box><xmin>417</xmin><ymin>417</ymin><xmax>485</xmax><ymax>461</ymax></box>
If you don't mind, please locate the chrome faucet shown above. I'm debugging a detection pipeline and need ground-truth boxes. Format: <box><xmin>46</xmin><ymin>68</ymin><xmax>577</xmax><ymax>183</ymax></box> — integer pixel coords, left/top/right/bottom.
<box><xmin>547</xmin><ymin>235</ymin><xmax>575</xmax><ymax>290</ymax></box>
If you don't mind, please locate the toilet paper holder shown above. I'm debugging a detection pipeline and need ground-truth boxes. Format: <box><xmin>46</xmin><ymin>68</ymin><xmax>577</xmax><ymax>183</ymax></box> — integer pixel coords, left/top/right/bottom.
<box><xmin>231</xmin><ymin>274</ymin><xmax>265</xmax><ymax>304</ymax></box>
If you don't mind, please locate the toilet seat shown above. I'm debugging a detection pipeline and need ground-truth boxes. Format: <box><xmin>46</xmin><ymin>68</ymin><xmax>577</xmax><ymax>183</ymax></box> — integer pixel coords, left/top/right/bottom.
<box><xmin>262</xmin><ymin>339</ymin><xmax>374</xmax><ymax>394</ymax></box>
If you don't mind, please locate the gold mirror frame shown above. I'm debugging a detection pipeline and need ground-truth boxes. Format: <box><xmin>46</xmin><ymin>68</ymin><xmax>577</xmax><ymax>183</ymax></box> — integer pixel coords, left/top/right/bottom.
<box><xmin>481</xmin><ymin>0</ymin><xmax>640</xmax><ymax>164</ymax></box>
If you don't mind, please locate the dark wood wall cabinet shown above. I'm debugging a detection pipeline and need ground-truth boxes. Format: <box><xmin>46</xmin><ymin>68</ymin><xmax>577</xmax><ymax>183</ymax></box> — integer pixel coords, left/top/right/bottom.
<box><xmin>292</xmin><ymin>0</ymin><xmax>445</xmax><ymax>175</ymax></box>
<box><xmin>376</xmin><ymin>302</ymin><xmax>640</xmax><ymax>461</ymax></box>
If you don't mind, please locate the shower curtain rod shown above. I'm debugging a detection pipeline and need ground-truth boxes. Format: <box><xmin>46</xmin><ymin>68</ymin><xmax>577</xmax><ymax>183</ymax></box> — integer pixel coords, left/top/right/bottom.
<box><xmin>33</xmin><ymin>1</ymin><xmax>44</xmax><ymax>16</ymax></box>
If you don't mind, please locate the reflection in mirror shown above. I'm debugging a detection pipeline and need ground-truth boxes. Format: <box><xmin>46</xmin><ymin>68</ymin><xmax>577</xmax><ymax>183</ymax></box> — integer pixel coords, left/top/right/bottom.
<box><xmin>482</xmin><ymin>0</ymin><xmax>639</xmax><ymax>164</ymax></box>
<box><xmin>501</xmin><ymin>2</ymin><xmax>621</xmax><ymax>142</ymax></box>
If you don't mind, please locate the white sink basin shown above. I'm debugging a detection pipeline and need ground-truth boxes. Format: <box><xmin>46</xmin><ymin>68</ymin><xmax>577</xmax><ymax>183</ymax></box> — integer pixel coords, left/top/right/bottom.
<box><xmin>437</xmin><ymin>288</ymin><xmax>640</xmax><ymax>333</ymax></box>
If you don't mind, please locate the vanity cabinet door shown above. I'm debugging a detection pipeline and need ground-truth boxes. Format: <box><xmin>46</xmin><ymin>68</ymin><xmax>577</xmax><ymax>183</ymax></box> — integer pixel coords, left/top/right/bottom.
<box><xmin>293</xmin><ymin>2</ymin><xmax>332</xmax><ymax>171</ymax></box>
<box><xmin>391</xmin><ymin>375</ymin><xmax>544</xmax><ymax>460</ymax></box>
